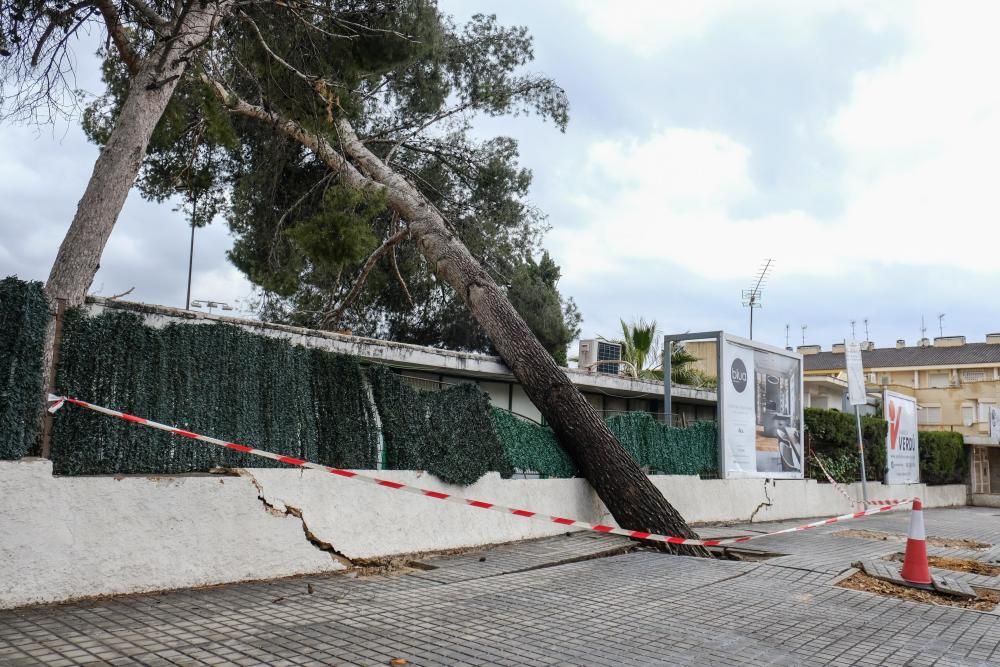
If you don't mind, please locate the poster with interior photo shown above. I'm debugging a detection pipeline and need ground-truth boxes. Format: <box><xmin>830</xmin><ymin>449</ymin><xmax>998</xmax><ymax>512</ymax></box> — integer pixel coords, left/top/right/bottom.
<box><xmin>721</xmin><ymin>335</ymin><xmax>804</xmax><ymax>479</ymax></box>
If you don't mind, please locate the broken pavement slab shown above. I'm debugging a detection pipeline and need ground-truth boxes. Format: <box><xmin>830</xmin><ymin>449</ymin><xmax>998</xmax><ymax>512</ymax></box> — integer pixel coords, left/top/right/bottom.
<box><xmin>931</xmin><ymin>573</ymin><xmax>977</xmax><ymax>599</ymax></box>
<box><xmin>859</xmin><ymin>559</ymin><xmax>978</xmax><ymax>598</ymax></box>
<box><xmin>858</xmin><ymin>559</ymin><xmax>914</xmax><ymax>588</ymax></box>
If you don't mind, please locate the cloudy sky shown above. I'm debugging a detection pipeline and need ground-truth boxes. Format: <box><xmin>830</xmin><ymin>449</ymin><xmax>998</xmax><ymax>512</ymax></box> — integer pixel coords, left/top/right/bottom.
<box><xmin>2</xmin><ymin>0</ymin><xmax>999</xmax><ymax>353</ymax></box>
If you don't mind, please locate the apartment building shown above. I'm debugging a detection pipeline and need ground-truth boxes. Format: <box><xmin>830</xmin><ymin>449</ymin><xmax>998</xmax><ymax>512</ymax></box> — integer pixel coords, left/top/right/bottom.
<box><xmin>801</xmin><ymin>334</ymin><xmax>1000</xmax><ymax>500</ymax></box>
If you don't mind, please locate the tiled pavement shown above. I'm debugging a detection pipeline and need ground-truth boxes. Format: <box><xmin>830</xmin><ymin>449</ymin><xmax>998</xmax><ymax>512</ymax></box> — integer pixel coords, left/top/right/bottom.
<box><xmin>2</xmin><ymin>508</ymin><xmax>1000</xmax><ymax>666</ymax></box>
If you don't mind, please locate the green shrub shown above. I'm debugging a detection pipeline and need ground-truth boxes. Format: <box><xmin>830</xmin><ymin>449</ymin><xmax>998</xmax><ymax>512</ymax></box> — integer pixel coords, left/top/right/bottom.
<box><xmin>918</xmin><ymin>431</ymin><xmax>967</xmax><ymax>485</ymax></box>
<box><xmin>805</xmin><ymin>407</ymin><xmax>887</xmax><ymax>482</ymax></box>
<box><xmin>806</xmin><ymin>407</ymin><xmax>967</xmax><ymax>485</ymax></box>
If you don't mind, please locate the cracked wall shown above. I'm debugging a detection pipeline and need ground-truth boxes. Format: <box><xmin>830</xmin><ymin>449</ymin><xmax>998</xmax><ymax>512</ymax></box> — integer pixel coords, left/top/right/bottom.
<box><xmin>0</xmin><ymin>459</ymin><xmax>345</xmax><ymax>610</ymax></box>
<box><xmin>0</xmin><ymin>458</ymin><xmax>967</xmax><ymax>609</ymax></box>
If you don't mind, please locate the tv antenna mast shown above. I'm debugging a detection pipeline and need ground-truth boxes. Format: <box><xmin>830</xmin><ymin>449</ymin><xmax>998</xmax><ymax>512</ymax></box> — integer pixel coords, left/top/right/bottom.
<box><xmin>785</xmin><ymin>324</ymin><xmax>790</xmax><ymax>349</ymax></box>
<box><xmin>801</xmin><ymin>324</ymin><xmax>807</xmax><ymax>345</ymax></box>
<box><xmin>850</xmin><ymin>319</ymin><xmax>856</xmax><ymax>339</ymax></box>
<box><xmin>742</xmin><ymin>258</ymin><xmax>773</xmax><ymax>340</ymax></box>
<box><xmin>864</xmin><ymin>318</ymin><xmax>870</xmax><ymax>342</ymax></box>
<box><xmin>938</xmin><ymin>313</ymin><xmax>945</xmax><ymax>337</ymax></box>
<box><xmin>920</xmin><ymin>315</ymin><xmax>927</xmax><ymax>342</ymax></box>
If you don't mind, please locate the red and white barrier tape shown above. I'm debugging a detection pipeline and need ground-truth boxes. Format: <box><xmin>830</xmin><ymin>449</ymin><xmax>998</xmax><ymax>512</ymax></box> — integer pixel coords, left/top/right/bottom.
<box><xmin>811</xmin><ymin>454</ymin><xmax>911</xmax><ymax>507</ymax></box>
<box><xmin>47</xmin><ymin>394</ymin><xmax>914</xmax><ymax>548</ymax></box>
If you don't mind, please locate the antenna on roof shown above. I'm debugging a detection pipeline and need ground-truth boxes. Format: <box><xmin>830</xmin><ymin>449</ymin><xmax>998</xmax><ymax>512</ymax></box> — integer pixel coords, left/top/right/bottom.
<box><xmin>850</xmin><ymin>319</ymin><xmax>856</xmax><ymax>339</ymax></box>
<box><xmin>785</xmin><ymin>324</ymin><xmax>790</xmax><ymax>349</ymax></box>
<box><xmin>920</xmin><ymin>315</ymin><xmax>927</xmax><ymax>341</ymax></box>
<box><xmin>938</xmin><ymin>313</ymin><xmax>945</xmax><ymax>337</ymax></box>
<box><xmin>801</xmin><ymin>324</ymin><xmax>807</xmax><ymax>345</ymax></box>
<box><xmin>742</xmin><ymin>258</ymin><xmax>773</xmax><ymax>340</ymax></box>
<box><xmin>864</xmin><ymin>318</ymin><xmax>870</xmax><ymax>341</ymax></box>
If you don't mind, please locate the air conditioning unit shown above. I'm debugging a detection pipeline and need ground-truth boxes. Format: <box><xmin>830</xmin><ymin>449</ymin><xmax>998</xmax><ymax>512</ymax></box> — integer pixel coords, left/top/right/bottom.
<box><xmin>578</xmin><ymin>339</ymin><xmax>622</xmax><ymax>375</ymax></box>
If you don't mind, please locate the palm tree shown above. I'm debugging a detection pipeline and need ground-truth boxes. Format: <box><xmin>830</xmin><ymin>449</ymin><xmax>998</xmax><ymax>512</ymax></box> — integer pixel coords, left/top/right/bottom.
<box><xmin>613</xmin><ymin>319</ymin><xmax>715</xmax><ymax>388</ymax></box>
<box><xmin>618</xmin><ymin>318</ymin><xmax>660</xmax><ymax>380</ymax></box>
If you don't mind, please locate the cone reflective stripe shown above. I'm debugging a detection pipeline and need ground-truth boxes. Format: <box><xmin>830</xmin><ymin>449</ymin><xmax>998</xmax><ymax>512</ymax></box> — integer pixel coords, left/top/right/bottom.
<box><xmin>45</xmin><ymin>394</ymin><xmax>914</xmax><ymax>548</ymax></box>
<box><xmin>900</xmin><ymin>498</ymin><xmax>932</xmax><ymax>585</ymax></box>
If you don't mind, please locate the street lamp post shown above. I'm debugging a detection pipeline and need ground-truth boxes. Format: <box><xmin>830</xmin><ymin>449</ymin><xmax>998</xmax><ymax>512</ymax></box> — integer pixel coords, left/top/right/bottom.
<box><xmin>185</xmin><ymin>197</ymin><xmax>196</xmax><ymax>310</ymax></box>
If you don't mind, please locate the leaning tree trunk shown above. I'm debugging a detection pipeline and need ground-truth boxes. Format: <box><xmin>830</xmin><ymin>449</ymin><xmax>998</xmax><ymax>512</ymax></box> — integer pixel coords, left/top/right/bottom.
<box><xmin>38</xmin><ymin>1</ymin><xmax>232</xmax><ymax>454</ymax></box>
<box><xmin>213</xmin><ymin>85</ymin><xmax>707</xmax><ymax>555</ymax></box>
<box><xmin>46</xmin><ymin>0</ymin><xmax>232</xmax><ymax>306</ymax></box>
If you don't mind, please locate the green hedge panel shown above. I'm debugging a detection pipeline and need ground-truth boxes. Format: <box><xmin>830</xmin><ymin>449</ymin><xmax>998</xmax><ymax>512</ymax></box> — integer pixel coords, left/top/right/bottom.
<box><xmin>368</xmin><ymin>365</ymin><xmax>512</xmax><ymax>485</ymax></box>
<box><xmin>0</xmin><ymin>277</ymin><xmax>49</xmax><ymax>459</ymax></box>
<box><xmin>51</xmin><ymin>311</ymin><xmax>377</xmax><ymax>474</ymax></box>
<box><xmin>491</xmin><ymin>408</ymin><xmax>577</xmax><ymax>478</ymax></box>
<box><xmin>491</xmin><ymin>409</ymin><xmax>718</xmax><ymax>479</ymax></box>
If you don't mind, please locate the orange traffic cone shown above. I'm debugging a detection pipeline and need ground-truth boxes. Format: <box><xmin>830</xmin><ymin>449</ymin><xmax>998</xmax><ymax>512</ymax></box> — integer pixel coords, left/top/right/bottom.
<box><xmin>900</xmin><ymin>498</ymin><xmax>932</xmax><ymax>585</ymax></box>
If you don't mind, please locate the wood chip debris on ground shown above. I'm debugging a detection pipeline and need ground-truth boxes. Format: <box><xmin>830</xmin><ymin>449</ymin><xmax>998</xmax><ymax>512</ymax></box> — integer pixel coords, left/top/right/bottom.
<box><xmin>885</xmin><ymin>554</ymin><xmax>1000</xmax><ymax>577</ymax></box>
<box><xmin>837</xmin><ymin>572</ymin><xmax>1000</xmax><ymax>611</ymax></box>
<box><xmin>835</xmin><ymin>529</ymin><xmax>991</xmax><ymax>550</ymax></box>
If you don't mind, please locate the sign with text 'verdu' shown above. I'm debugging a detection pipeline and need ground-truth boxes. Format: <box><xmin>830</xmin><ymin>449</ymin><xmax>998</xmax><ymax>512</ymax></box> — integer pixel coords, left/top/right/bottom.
<box><xmin>884</xmin><ymin>390</ymin><xmax>919</xmax><ymax>485</ymax></box>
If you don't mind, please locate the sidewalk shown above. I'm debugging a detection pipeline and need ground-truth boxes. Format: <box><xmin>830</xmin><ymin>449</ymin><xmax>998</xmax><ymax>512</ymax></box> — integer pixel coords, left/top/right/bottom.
<box><xmin>2</xmin><ymin>507</ymin><xmax>999</xmax><ymax>666</ymax></box>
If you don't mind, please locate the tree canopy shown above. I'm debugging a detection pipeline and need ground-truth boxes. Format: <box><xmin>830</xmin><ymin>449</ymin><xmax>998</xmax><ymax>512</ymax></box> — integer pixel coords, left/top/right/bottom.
<box><xmin>70</xmin><ymin>0</ymin><xmax>580</xmax><ymax>359</ymax></box>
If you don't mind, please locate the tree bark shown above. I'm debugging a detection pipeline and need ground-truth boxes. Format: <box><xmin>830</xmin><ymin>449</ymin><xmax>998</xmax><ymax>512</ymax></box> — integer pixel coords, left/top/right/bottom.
<box><xmin>45</xmin><ymin>0</ymin><xmax>232</xmax><ymax>306</ymax></box>
<box><xmin>214</xmin><ymin>85</ymin><xmax>708</xmax><ymax>555</ymax></box>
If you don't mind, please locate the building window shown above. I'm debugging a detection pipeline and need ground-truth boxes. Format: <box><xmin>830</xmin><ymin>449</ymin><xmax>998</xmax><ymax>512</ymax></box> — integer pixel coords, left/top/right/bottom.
<box><xmin>962</xmin><ymin>404</ymin><xmax>975</xmax><ymax>426</ymax></box>
<box><xmin>919</xmin><ymin>405</ymin><xmax>941</xmax><ymax>424</ymax></box>
<box><xmin>927</xmin><ymin>371</ymin><xmax>950</xmax><ymax>388</ymax></box>
<box><xmin>962</xmin><ymin>369</ymin><xmax>988</xmax><ymax>383</ymax></box>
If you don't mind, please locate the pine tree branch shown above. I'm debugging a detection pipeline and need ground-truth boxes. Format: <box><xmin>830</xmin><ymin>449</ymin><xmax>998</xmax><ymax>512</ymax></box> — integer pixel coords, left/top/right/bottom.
<box><xmin>123</xmin><ymin>0</ymin><xmax>170</xmax><ymax>28</ymax></box>
<box><xmin>322</xmin><ymin>225</ymin><xmax>410</xmax><ymax>329</ymax></box>
<box><xmin>205</xmin><ymin>76</ymin><xmax>383</xmax><ymax>196</ymax></box>
<box><xmin>94</xmin><ymin>0</ymin><xmax>140</xmax><ymax>76</ymax></box>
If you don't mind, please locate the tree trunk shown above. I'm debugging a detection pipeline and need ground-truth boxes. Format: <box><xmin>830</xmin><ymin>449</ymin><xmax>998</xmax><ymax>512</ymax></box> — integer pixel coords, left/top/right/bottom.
<box><xmin>213</xmin><ymin>87</ymin><xmax>708</xmax><ymax>555</ymax></box>
<box><xmin>46</xmin><ymin>1</ymin><xmax>232</xmax><ymax>306</ymax></box>
<box><xmin>38</xmin><ymin>2</ymin><xmax>232</xmax><ymax>455</ymax></box>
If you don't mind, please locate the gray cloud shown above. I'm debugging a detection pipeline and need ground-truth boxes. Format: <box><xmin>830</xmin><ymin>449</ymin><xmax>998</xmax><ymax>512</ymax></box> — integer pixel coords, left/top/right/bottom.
<box><xmin>2</xmin><ymin>2</ymin><xmax>996</xmax><ymax>360</ymax></box>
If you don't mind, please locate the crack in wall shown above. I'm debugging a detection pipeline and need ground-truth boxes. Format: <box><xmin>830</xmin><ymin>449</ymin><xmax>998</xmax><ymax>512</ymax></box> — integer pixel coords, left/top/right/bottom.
<box><xmin>748</xmin><ymin>478</ymin><xmax>775</xmax><ymax>524</ymax></box>
<box><xmin>239</xmin><ymin>470</ymin><xmax>353</xmax><ymax>568</ymax></box>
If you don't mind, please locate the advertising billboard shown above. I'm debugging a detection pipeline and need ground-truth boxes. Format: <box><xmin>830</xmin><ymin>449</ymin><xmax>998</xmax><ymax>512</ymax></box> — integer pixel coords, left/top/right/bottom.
<box><xmin>720</xmin><ymin>335</ymin><xmax>804</xmax><ymax>479</ymax></box>
<box><xmin>884</xmin><ymin>390</ymin><xmax>919</xmax><ymax>484</ymax></box>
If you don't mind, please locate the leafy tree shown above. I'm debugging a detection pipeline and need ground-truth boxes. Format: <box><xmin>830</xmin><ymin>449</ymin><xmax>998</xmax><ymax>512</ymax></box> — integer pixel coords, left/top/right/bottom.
<box><xmin>4</xmin><ymin>0</ymin><xmax>706</xmax><ymax>553</ymax></box>
<box><xmin>507</xmin><ymin>252</ymin><xmax>581</xmax><ymax>365</ymax></box>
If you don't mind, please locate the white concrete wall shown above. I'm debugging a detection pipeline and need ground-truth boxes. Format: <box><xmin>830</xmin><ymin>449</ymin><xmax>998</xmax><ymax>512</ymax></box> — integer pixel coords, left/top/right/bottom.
<box><xmin>0</xmin><ymin>458</ymin><xmax>967</xmax><ymax>609</ymax></box>
<box><xmin>642</xmin><ymin>476</ymin><xmax>967</xmax><ymax>525</ymax></box>
<box><xmin>0</xmin><ymin>459</ymin><xmax>345</xmax><ymax>610</ymax></box>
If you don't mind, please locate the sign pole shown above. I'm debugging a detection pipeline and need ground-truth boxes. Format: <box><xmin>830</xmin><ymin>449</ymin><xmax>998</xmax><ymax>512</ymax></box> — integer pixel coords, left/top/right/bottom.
<box><xmin>844</xmin><ymin>339</ymin><xmax>869</xmax><ymax>504</ymax></box>
<box><xmin>854</xmin><ymin>405</ymin><xmax>869</xmax><ymax>504</ymax></box>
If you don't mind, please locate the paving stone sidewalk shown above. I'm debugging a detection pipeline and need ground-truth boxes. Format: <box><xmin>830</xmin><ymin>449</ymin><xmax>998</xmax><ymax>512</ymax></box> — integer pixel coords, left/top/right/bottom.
<box><xmin>2</xmin><ymin>507</ymin><xmax>999</xmax><ymax>666</ymax></box>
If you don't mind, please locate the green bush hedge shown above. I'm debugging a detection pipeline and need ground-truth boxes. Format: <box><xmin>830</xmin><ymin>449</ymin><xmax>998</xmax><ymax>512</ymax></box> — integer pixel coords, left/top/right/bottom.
<box><xmin>805</xmin><ymin>407</ymin><xmax>966</xmax><ymax>485</ymax></box>
<box><xmin>918</xmin><ymin>431</ymin><xmax>967</xmax><ymax>485</ymax></box>
<box><xmin>0</xmin><ymin>277</ymin><xmax>49</xmax><ymax>460</ymax></box>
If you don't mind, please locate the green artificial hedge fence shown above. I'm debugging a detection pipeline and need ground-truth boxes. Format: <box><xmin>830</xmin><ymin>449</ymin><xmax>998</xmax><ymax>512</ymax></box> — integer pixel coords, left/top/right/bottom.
<box><xmin>805</xmin><ymin>407</ymin><xmax>967</xmax><ymax>485</ymax></box>
<box><xmin>0</xmin><ymin>277</ymin><xmax>50</xmax><ymax>459</ymax></box>
<box><xmin>367</xmin><ymin>365</ymin><xmax>513</xmax><ymax>485</ymax></box>
<box><xmin>52</xmin><ymin>310</ymin><xmax>379</xmax><ymax>475</ymax></box>
<box><xmin>492</xmin><ymin>409</ymin><xmax>718</xmax><ymax>479</ymax></box>
<box><xmin>1</xmin><ymin>280</ymin><xmax>724</xmax><ymax>485</ymax></box>
<box><xmin>491</xmin><ymin>408</ymin><xmax>577</xmax><ymax>478</ymax></box>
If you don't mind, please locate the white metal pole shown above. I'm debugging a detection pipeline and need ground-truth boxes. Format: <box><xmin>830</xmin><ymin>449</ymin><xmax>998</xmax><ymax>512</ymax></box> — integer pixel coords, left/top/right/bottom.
<box><xmin>855</xmin><ymin>405</ymin><xmax>869</xmax><ymax>504</ymax></box>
